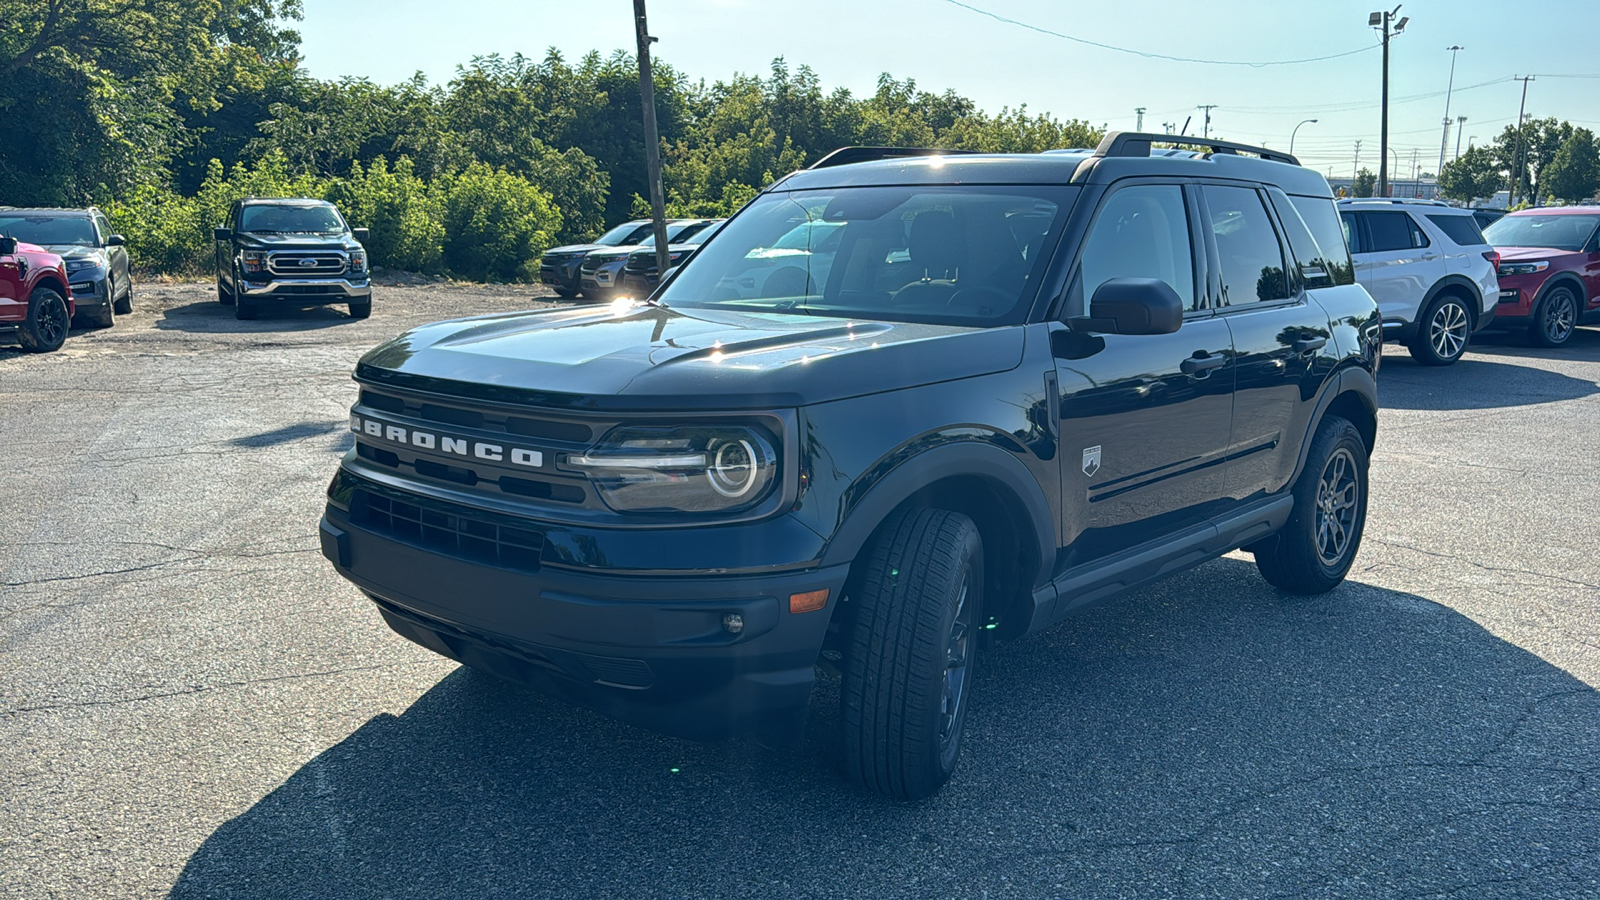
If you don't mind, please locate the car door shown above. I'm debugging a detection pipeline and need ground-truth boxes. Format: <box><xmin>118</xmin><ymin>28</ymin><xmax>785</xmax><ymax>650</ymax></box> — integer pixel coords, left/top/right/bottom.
<box><xmin>1346</xmin><ymin>210</ymin><xmax>1446</xmax><ymax>325</ymax></box>
<box><xmin>1052</xmin><ymin>181</ymin><xmax>1235</xmax><ymax>567</ymax></box>
<box><xmin>1210</xmin><ymin>185</ymin><xmax>1332</xmax><ymax>500</ymax></box>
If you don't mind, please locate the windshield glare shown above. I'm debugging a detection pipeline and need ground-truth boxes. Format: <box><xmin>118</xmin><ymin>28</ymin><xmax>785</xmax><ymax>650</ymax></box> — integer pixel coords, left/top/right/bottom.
<box><xmin>240</xmin><ymin>205</ymin><xmax>346</xmax><ymax>234</ymax></box>
<box><xmin>658</xmin><ymin>187</ymin><xmax>1071</xmax><ymax>325</ymax></box>
<box><xmin>1484</xmin><ymin>213</ymin><xmax>1600</xmax><ymax>252</ymax></box>
<box><xmin>0</xmin><ymin>216</ymin><xmax>97</xmax><ymax>247</ymax></box>
<box><xmin>595</xmin><ymin>222</ymin><xmax>654</xmax><ymax>246</ymax></box>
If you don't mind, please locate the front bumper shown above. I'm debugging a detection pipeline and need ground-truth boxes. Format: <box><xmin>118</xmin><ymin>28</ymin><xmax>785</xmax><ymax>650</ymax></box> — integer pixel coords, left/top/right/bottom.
<box><xmin>239</xmin><ymin>277</ymin><xmax>371</xmax><ymax>301</ymax></box>
<box><xmin>67</xmin><ymin>275</ymin><xmax>109</xmax><ymax>310</ymax></box>
<box><xmin>539</xmin><ymin>259</ymin><xmax>583</xmax><ymax>291</ymax></box>
<box><xmin>319</xmin><ymin>496</ymin><xmax>846</xmax><ymax>740</ymax></box>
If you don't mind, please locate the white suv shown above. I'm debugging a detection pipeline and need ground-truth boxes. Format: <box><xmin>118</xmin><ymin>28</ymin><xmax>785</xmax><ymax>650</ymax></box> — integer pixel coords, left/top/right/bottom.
<box><xmin>1338</xmin><ymin>199</ymin><xmax>1500</xmax><ymax>365</ymax></box>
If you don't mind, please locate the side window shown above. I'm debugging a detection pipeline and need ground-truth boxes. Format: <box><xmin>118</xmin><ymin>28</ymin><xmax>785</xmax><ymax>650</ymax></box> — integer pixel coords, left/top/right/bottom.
<box><xmin>1406</xmin><ymin>214</ymin><xmax>1431</xmax><ymax>248</ymax></box>
<box><xmin>1288</xmin><ymin>195</ymin><xmax>1356</xmax><ymax>286</ymax></box>
<box><xmin>1426</xmin><ymin>214</ymin><xmax>1486</xmax><ymax>246</ymax></box>
<box><xmin>1076</xmin><ymin>184</ymin><xmax>1197</xmax><ymax>313</ymax></box>
<box><xmin>1363</xmin><ymin>212</ymin><xmax>1413</xmax><ymax>252</ymax></box>
<box><xmin>1339</xmin><ymin>212</ymin><xmax>1363</xmax><ymax>254</ymax></box>
<box><xmin>90</xmin><ymin>215</ymin><xmax>108</xmax><ymax>243</ymax></box>
<box><xmin>1204</xmin><ymin>185</ymin><xmax>1287</xmax><ymax>304</ymax></box>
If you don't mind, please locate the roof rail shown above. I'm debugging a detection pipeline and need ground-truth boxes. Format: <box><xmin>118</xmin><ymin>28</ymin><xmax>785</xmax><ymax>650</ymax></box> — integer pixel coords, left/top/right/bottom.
<box><xmin>1337</xmin><ymin>197</ymin><xmax>1450</xmax><ymax>207</ymax></box>
<box><xmin>809</xmin><ymin>146</ymin><xmax>978</xmax><ymax>169</ymax></box>
<box><xmin>1093</xmin><ymin>131</ymin><xmax>1301</xmax><ymax>167</ymax></box>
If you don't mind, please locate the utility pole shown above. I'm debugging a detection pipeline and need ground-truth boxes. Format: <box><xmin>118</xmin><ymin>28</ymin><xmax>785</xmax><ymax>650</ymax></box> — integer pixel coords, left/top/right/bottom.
<box><xmin>1453</xmin><ymin>116</ymin><xmax>1467</xmax><ymax>160</ymax></box>
<box><xmin>1370</xmin><ymin>7</ymin><xmax>1408</xmax><ymax>197</ymax></box>
<box><xmin>1353</xmin><ymin>140</ymin><xmax>1362</xmax><ymax>179</ymax></box>
<box><xmin>1437</xmin><ymin>45</ymin><xmax>1463</xmax><ymax>178</ymax></box>
<box><xmin>1135</xmin><ymin>107</ymin><xmax>1146</xmax><ymax>131</ymax></box>
<box><xmin>633</xmin><ymin>0</ymin><xmax>670</xmax><ymax>283</ymax></box>
<box><xmin>1197</xmin><ymin>105</ymin><xmax>1218</xmax><ymax>139</ymax></box>
<box><xmin>1162</xmin><ymin>122</ymin><xmax>1175</xmax><ymax>135</ymax></box>
<box><xmin>1510</xmin><ymin>75</ymin><xmax>1534</xmax><ymax>205</ymax></box>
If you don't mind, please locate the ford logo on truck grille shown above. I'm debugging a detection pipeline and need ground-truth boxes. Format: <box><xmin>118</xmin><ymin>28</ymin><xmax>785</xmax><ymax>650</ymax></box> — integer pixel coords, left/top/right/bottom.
<box><xmin>351</xmin><ymin>413</ymin><xmax>545</xmax><ymax>468</ymax></box>
<box><xmin>299</xmin><ymin>258</ymin><xmax>319</xmax><ymax>267</ymax></box>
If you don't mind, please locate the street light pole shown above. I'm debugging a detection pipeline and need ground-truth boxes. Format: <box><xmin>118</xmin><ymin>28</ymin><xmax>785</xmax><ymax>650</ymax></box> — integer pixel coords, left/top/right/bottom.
<box><xmin>1289</xmin><ymin>118</ymin><xmax>1318</xmax><ymax>156</ymax></box>
<box><xmin>1370</xmin><ymin>6</ymin><xmax>1408</xmax><ymax>198</ymax></box>
<box><xmin>633</xmin><ymin>0</ymin><xmax>671</xmax><ymax>282</ymax></box>
<box><xmin>1437</xmin><ymin>45</ymin><xmax>1463</xmax><ymax>178</ymax></box>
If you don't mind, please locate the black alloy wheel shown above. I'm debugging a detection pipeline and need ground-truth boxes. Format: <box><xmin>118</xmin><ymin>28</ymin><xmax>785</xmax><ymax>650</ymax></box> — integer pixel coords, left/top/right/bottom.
<box><xmin>1530</xmin><ymin>286</ymin><xmax>1578</xmax><ymax>348</ymax></box>
<box><xmin>20</xmin><ymin>287</ymin><xmax>70</xmax><ymax>352</ymax></box>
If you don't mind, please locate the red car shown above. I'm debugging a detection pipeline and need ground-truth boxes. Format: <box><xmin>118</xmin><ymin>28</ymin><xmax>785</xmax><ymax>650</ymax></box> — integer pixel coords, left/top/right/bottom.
<box><xmin>1483</xmin><ymin>207</ymin><xmax>1600</xmax><ymax>346</ymax></box>
<box><xmin>0</xmin><ymin>233</ymin><xmax>74</xmax><ymax>352</ymax></box>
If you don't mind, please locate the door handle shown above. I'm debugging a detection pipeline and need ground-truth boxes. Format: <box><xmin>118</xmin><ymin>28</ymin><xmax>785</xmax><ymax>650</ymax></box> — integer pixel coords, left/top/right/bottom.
<box><xmin>1293</xmin><ymin>336</ymin><xmax>1327</xmax><ymax>353</ymax></box>
<box><xmin>1180</xmin><ymin>352</ymin><xmax>1227</xmax><ymax>375</ymax></box>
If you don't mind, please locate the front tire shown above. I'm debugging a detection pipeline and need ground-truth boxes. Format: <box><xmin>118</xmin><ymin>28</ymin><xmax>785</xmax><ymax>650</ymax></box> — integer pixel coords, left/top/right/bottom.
<box><xmin>1529</xmin><ymin>286</ymin><xmax>1578</xmax><ymax>347</ymax></box>
<box><xmin>841</xmin><ymin>508</ymin><xmax>983</xmax><ymax>801</ymax></box>
<box><xmin>19</xmin><ymin>287</ymin><xmax>70</xmax><ymax>352</ymax></box>
<box><xmin>347</xmin><ymin>299</ymin><xmax>372</xmax><ymax>319</ymax></box>
<box><xmin>113</xmin><ymin>278</ymin><xmax>132</xmax><ymax>315</ymax></box>
<box><xmin>234</xmin><ymin>298</ymin><xmax>258</xmax><ymax>320</ymax></box>
<box><xmin>1254</xmin><ymin>415</ymin><xmax>1368</xmax><ymax>595</ymax></box>
<box><xmin>217</xmin><ymin>277</ymin><xmax>234</xmax><ymax>306</ymax></box>
<box><xmin>1407</xmin><ymin>293</ymin><xmax>1471</xmax><ymax>365</ymax></box>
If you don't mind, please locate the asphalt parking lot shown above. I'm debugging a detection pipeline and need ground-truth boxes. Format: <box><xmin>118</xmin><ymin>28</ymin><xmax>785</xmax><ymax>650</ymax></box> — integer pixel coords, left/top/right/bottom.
<box><xmin>2</xmin><ymin>283</ymin><xmax>1597</xmax><ymax>899</ymax></box>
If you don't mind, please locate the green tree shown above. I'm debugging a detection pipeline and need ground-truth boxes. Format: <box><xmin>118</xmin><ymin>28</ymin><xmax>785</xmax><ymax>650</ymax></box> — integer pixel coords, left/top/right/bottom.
<box><xmin>1492</xmin><ymin>117</ymin><xmax>1572</xmax><ymax>201</ymax></box>
<box><xmin>1539</xmin><ymin>128</ymin><xmax>1600</xmax><ymax>202</ymax></box>
<box><xmin>1437</xmin><ymin>147</ymin><xmax>1505</xmax><ymax>204</ymax></box>
<box><xmin>1353</xmin><ymin>168</ymin><xmax>1376</xmax><ymax>198</ymax></box>
<box><xmin>437</xmin><ymin>164</ymin><xmax>562</xmax><ymax>282</ymax></box>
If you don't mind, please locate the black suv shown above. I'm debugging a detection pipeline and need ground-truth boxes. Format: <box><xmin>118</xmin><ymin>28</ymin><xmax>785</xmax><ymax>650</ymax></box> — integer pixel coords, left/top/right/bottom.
<box><xmin>214</xmin><ymin>198</ymin><xmax>371</xmax><ymax>320</ymax></box>
<box><xmin>320</xmin><ymin>134</ymin><xmax>1381</xmax><ymax>800</ymax></box>
<box><xmin>539</xmin><ymin>219</ymin><xmax>658</xmax><ymax>298</ymax></box>
<box><xmin>0</xmin><ymin>206</ymin><xmax>131</xmax><ymax>328</ymax></box>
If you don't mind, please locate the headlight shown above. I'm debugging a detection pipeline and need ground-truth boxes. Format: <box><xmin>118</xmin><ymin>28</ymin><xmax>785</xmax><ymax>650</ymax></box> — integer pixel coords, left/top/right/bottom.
<box><xmin>241</xmin><ymin>250</ymin><xmax>267</xmax><ymax>274</ymax></box>
<box><xmin>64</xmin><ymin>258</ymin><xmax>103</xmax><ymax>273</ymax></box>
<box><xmin>349</xmin><ymin>249</ymin><xmax>367</xmax><ymax>273</ymax></box>
<box><xmin>564</xmin><ymin>425</ymin><xmax>779</xmax><ymax>513</ymax></box>
<box><xmin>1498</xmin><ymin>260</ymin><xmax>1549</xmax><ymax>277</ymax></box>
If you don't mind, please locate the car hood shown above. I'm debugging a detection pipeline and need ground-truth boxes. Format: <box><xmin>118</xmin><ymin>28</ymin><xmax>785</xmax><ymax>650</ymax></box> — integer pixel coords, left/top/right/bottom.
<box><xmin>355</xmin><ymin>304</ymin><xmax>1025</xmax><ymax>411</ymax></box>
<box><xmin>1493</xmin><ymin>246</ymin><xmax>1575</xmax><ymax>261</ymax></box>
<box><xmin>234</xmin><ymin>233</ymin><xmax>362</xmax><ymax>251</ymax></box>
<box><xmin>36</xmin><ymin>244</ymin><xmax>104</xmax><ymax>262</ymax></box>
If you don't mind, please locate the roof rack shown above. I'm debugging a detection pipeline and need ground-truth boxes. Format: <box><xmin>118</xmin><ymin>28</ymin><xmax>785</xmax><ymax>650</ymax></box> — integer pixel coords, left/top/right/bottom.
<box><xmin>1093</xmin><ymin>131</ymin><xmax>1301</xmax><ymax>167</ymax></box>
<box><xmin>1336</xmin><ymin>197</ymin><xmax>1451</xmax><ymax>207</ymax></box>
<box><xmin>808</xmin><ymin>146</ymin><xmax>978</xmax><ymax>169</ymax></box>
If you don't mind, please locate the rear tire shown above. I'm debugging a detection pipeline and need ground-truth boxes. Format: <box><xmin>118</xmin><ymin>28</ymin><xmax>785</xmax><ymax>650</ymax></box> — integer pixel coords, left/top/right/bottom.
<box><xmin>1254</xmin><ymin>415</ymin><xmax>1368</xmax><ymax>594</ymax></box>
<box><xmin>347</xmin><ymin>299</ymin><xmax>372</xmax><ymax>319</ymax></box>
<box><xmin>1528</xmin><ymin>285</ymin><xmax>1578</xmax><ymax>347</ymax></box>
<box><xmin>1407</xmin><ymin>293</ymin><xmax>1470</xmax><ymax>365</ymax></box>
<box><xmin>19</xmin><ymin>287</ymin><xmax>70</xmax><ymax>352</ymax></box>
<box><xmin>841</xmin><ymin>508</ymin><xmax>983</xmax><ymax>801</ymax></box>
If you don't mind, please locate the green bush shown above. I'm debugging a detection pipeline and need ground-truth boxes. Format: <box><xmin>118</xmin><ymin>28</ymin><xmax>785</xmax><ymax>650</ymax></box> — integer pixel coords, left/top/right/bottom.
<box><xmin>438</xmin><ymin>163</ymin><xmax>562</xmax><ymax>282</ymax></box>
<box><xmin>325</xmin><ymin>157</ymin><xmax>446</xmax><ymax>273</ymax></box>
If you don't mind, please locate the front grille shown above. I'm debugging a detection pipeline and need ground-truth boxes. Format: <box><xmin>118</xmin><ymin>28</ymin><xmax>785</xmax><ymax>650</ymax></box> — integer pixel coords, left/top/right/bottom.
<box><xmin>268</xmin><ymin>251</ymin><xmax>347</xmax><ymax>275</ymax></box>
<box><xmin>360</xmin><ymin>390</ymin><xmax>591</xmax><ymax>443</ymax></box>
<box><xmin>354</xmin><ymin>490</ymin><xmax>545</xmax><ymax>572</ymax></box>
<box><xmin>276</xmin><ymin>284</ymin><xmax>343</xmax><ymax>295</ymax></box>
<box><xmin>622</xmin><ymin>255</ymin><xmax>652</xmax><ymax>275</ymax></box>
<box><xmin>580</xmin><ymin>255</ymin><xmax>621</xmax><ymax>275</ymax></box>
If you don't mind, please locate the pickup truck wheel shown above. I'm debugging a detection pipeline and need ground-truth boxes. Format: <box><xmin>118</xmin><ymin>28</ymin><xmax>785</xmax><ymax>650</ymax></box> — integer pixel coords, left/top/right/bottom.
<box><xmin>19</xmin><ymin>287</ymin><xmax>70</xmax><ymax>352</ymax></box>
<box><xmin>347</xmin><ymin>299</ymin><xmax>372</xmax><ymax>319</ymax></box>
<box><xmin>217</xmin><ymin>277</ymin><xmax>234</xmax><ymax>306</ymax></box>
<box><xmin>1407</xmin><ymin>293</ymin><xmax>1470</xmax><ymax>365</ymax></box>
<box><xmin>841</xmin><ymin>507</ymin><xmax>983</xmax><ymax>801</ymax></box>
<box><xmin>234</xmin><ymin>298</ymin><xmax>258</xmax><ymax>320</ymax></box>
<box><xmin>113</xmin><ymin>279</ymin><xmax>132</xmax><ymax>315</ymax></box>
<box><xmin>1254</xmin><ymin>415</ymin><xmax>1367</xmax><ymax>595</ymax></box>
<box><xmin>1529</xmin><ymin>285</ymin><xmax>1578</xmax><ymax>347</ymax></box>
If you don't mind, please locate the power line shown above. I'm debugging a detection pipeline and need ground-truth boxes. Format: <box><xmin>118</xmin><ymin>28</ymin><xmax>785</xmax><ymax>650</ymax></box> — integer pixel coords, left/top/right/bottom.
<box><xmin>940</xmin><ymin>0</ymin><xmax>1380</xmax><ymax>67</ymax></box>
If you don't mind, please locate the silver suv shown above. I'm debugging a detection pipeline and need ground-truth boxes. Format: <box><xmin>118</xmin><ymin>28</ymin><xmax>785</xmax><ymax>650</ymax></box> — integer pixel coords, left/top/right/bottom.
<box><xmin>1338</xmin><ymin>199</ymin><xmax>1500</xmax><ymax>365</ymax></box>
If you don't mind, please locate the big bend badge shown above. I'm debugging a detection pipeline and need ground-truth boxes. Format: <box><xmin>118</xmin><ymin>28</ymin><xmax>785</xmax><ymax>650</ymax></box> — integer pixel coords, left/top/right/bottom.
<box><xmin>1082</xmin><ymin>445</ymin><xmax>1102</xmax><ymax>477</ymax></box>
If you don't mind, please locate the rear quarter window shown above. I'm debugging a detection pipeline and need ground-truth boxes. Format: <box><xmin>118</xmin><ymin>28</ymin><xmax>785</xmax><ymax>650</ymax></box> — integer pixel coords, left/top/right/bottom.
<box><xmin>1287</xmin><ymin>195</ymin><xmax>1356</xmax><ymax>286</ymax></box>
<box><xmin>1426</xmin><ymin>214</ymin><xmax>1487</xmax><ymax>247</ymax></box>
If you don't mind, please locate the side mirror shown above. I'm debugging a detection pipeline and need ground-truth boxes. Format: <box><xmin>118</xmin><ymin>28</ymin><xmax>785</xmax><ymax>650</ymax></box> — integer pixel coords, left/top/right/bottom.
<box><xmin>0</xmin><ymin>236</ymin><xmax>15</xmax><ymax>256</ymax></box>
<box><xmin>1080</xmin><ymin>278</ymin><xmax>1184</xmax><ymax>335</ymax></box>
<box><xmin>213</xmin><ymin>227</ymin><xmax>232</xmax><ymax>242</ymax></box>
<box><xmin>352</xmin><ymin>228</ymin><xmax>370</xmax><ymax>244</ymax></box>
<box><xmin>105</xmin><ymin>234</ymin><xmax>127</xmax><ymax>247</ymax></box>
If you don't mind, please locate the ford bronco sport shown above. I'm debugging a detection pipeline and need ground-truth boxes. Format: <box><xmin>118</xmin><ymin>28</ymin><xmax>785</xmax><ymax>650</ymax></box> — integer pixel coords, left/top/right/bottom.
<box><xmin>320</xmin><ymin>134</ymin><xmax>1382</xmax><ymax>800</ymax></box>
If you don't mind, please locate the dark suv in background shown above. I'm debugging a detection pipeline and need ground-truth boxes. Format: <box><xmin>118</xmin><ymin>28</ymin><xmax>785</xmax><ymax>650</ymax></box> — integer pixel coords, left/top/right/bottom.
<box><xmin>0</xmin><ymin>207</ymin><xmax>131</xmax><ymax>328</ymax></box>
<box><xmin>321</xmin><ymin>135</ymin><xmax>1380</xmax><ymax>800</ymax></box>
<box><xmin>620</xmin><ymin>219</ymin><xmax>725</xmax><ymax>295</ymax></box>
<box><xmin>539</xmin><ymin>219</ymin><xmax>658</xmax><ymax>298</ymax></box>
<box><xmin>578</xmin><ymin>219</ymin><xmax>720</xmax><ymax>302</ymax></box>
<box><xmin>214</xmin><ymin>198</ymin><xmax>372</xmax><ymax>321</ymax></box>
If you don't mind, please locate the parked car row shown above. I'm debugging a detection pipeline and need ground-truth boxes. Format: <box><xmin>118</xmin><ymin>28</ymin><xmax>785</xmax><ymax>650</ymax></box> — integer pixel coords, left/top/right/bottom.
<box><xmin>1338</xmin><ymin>198</ymin><xmax>1600</xmax><ymax>363</ymax></box>
<box><xmin>0</xmin><ymin>206</ymin><xmax>130</xmax><ymax>335</ymax></box>
<box><xmin>539</xmin><ymin>218</ymin><xmax>726</xmax><ymax>302</ymax></box>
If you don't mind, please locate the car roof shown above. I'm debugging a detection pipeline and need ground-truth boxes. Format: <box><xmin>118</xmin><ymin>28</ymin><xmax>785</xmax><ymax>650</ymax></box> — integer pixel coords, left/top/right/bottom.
<box><xmin>0</xmin><ymin>206</ymin><xmax>98</xmax><ymax>217</ymax></box>
<box><xmin>771</xmin><ymin>132</ymin><xmax>1335</xmax><ymax>199</ymax></box>
<box><xmin>1337</xmin><ymin>199</ymin><xmax>1465</xmax><ymax>212</ymax></box>
<box><xmin>1505</xmin><ymin>206</ymin><xmax>1600</xmax><ymax>217</ymax></box>
<box><xmin>240</xmin><ymin>197</ymin><xmax>336</xmax><ymax>206</ymax></box>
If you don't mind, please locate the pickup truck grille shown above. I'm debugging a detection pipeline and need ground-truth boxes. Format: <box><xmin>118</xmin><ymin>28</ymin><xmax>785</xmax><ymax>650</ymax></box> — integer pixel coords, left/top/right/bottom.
<box><xmin>268</xmin><ymin>251</ymin><xmax>347</xmax><ymax>276</ymax></box>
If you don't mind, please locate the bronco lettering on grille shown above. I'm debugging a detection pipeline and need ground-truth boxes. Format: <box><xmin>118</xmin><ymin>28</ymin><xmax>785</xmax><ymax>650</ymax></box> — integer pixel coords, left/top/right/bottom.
<box><xmin>350</xmin><ymin>414</ymin><xmax>544</xmax><ymax>468</ymax></box>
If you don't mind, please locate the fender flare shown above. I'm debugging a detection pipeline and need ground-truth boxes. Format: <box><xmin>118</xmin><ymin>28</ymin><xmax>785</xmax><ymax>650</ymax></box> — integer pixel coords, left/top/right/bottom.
<box><xmin>1289</xmin><ymin>365</ymin><xmax>1378</xmax><ymax>485</ymax></box>
<box><xmin>818</xmin><ymin>439</ymin><xmax>1056</xmax><ymax>591</ymax></box>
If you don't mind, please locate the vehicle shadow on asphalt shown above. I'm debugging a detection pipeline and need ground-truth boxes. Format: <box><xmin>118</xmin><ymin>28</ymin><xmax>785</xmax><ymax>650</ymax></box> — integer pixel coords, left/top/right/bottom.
<box><xmin>166</xmin><ymin>558</ymin><xmax>1600</xmax><ymax>898</ymax></box>
<box><xmin>155</xmin><ymin>300</ymin><xmax>361</xmax><ymax>333</ymax></box>
<box><xmin>1378</xmin><ymin>349</ymin><xmax>1600</xmax><ymax>410</ymax></box>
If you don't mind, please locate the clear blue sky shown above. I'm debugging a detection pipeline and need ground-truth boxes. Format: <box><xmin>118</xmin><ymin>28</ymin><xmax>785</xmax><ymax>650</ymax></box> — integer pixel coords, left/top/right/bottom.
<box><xmin>298</xmin><ymin>0</ymin><xmax>1598</xmax><ymax>179</ymax></box>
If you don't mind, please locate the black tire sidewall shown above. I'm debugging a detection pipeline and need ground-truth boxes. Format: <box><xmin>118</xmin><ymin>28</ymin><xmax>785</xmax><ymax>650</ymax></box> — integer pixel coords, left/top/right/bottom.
<box><xmin>1257</xmin><ymin>417</ymin><xmax>1368</xmax><ymax>593</ymax></box>
<box><xmin>23</xmin><ymin>288</ymin><xmax>69</xmax><ymax>352</ymax></box>
<box><xmin>1531</xmin><ymin>287</ymin><xmax>1577</xmax><ymax>347</ymax></box>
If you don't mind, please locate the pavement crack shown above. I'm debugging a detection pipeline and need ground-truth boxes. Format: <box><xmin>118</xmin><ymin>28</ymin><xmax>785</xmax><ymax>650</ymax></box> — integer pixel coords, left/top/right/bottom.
<box><xmin>0</xmin><ymin>662</ymin><xmax>421</xmax><ymax>717</ymax></box>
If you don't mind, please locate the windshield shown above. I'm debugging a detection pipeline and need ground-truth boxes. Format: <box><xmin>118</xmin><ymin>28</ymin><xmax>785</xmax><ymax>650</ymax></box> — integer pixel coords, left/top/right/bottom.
<box><xmin>594</xmin><ymin>222</ymin><xmax>654</xmax><ymax>246</ymax></box>
<box><xmin>1484</xmin><ymin>213</ymin><xmax>1600</xmax><ymax>252</ymax></box>
<box><xmin>658</xmin><ymin>187</ymin><xmax>1074</xmax><ymax>325</ymax></box>
<box><xmin>0</xmin><ymin>215</ymin><xmax>97</xmax><ymax>247</ymax></box>
<box><xmin>632</xmin><ymin>222</ymin><xmax>707</xmax><ymax>250</ymax></box>
<box><xmin>684</xmin><ymin>220</ymin><xmax>725</xmax><ymax>245</ymax></box>
<box><xmin>239</xmin><ymin>205</ymin><xmax>347</xmax><ymax>234</ymax></box>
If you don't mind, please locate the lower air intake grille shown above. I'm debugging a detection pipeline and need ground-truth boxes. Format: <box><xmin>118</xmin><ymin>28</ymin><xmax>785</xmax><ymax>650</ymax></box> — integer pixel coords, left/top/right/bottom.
<box><xmin>354</xmin><ymin>491</ymin><xmax>544</xmax><ymax>572</ymax></box>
